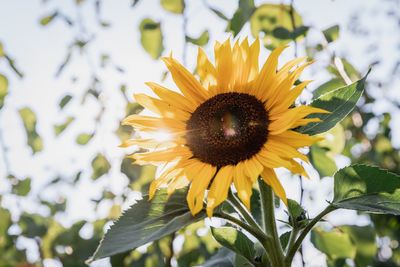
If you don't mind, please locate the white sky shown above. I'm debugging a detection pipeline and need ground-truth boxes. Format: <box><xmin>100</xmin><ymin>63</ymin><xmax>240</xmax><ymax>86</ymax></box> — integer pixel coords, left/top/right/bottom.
<box><xmin>0</xmin><ymin>0</ymin><xmax>399</xmax><ymax>266</ymax></box>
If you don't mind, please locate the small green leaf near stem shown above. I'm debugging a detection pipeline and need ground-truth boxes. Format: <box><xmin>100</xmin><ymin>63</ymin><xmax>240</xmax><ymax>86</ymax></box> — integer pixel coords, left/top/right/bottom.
<box><xmin>285</xmin><ymin>205</ymin><xmax>336</xmax><ymax>264</ymax></box>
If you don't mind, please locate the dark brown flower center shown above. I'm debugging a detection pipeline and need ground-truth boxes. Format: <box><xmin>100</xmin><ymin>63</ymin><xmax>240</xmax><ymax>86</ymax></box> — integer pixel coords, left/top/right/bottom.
<box><xmin>186</xmin><ymin>92</ymin><xmax>269</xmax><ymax>167</ymax></box>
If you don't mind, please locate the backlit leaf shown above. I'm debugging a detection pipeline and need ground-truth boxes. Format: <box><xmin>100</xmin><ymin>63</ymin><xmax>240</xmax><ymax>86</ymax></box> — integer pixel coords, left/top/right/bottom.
<box><xmin>19</xmin><ymin>107</ymin><xmax>43</xmax><ymax>153</ymax></box>
<box><xmin>211</xmin><ymin>227</ymin><xmax>255</xmax><ymax>264</ymax></box>
<box><xmin>186</xmin><ymin>30</ymin><xmax>209</xmax><ymax>46</ymax></box>
<box><xmin>323</xmin><ymin>25</ymin><xmax>340</xmax><ymax>43</ymax></box>
<box><xmin>76</xmin><ymin>133</ymin><xmax>94</xmax><ymax>145</ymax></box>
<box><xmin>250</xmin><ymin>4</ymin><xmax>303</xmax><ymax>49</ymax></box>
<box><xmin>297</xmin><ymin>70</ymin><xmax>370</xmax><ymax>135</ymax></box>
<box><xmin>227</xmin><ymin>0</ymin><xmax>255</xmax><ymax>37</ymax></box>
<box><xmin>88</xmin><ymin>189</ymin><xmax>205</xmax><ymax>261</ymax></box>
<box><xmin>139</xmin><ymin>18</ymin><xmax>164</xmax><ymax>59</ymax></box>
<box><xmin>160</xmin><ymin>0</ymin><xmax>185</xmax><ymax>14</ymax></box>
<box><xmin>333</xmin><ymin>164</ymin><xmax>400</xmax><ymax>215</ymax></box>
<box><xmin>54</xmin><ymin>117</ymin><xmax>74</xmax><ymax>136</ymax></box>
<box><xmin>91</xmin><ymin>153</ymin><xmax>111</xmax><ymax>180</ymax></box>
<box><xmin>311</xmin><ymin>228</ymin><xmax>356</xmax><ymax>261</ymax></box>
<box><xmin>310</xmin><ymin>145</ymin><xmax>337</xmax><ymax>177</ymax></box>
<box><xmin>0</xmin><ymin>74</ymin><xmax>8</xmax><ymax>110</ymax></box>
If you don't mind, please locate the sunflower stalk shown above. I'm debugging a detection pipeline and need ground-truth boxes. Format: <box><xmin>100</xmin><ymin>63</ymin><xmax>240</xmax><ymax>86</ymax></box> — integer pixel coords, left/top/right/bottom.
<box><xmin>258</xmin><ymin>178</ymin><xmax>286</xmax><ymax>267</ymax></box>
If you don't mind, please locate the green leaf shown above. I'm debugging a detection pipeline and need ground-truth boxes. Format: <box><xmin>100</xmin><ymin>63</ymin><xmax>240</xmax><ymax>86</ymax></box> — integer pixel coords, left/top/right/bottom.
<box><xmin>311</xmin><ymin>228</ymin><xmax>356</xmax><ymax>261</ymax></box>
<box><xmin>280</xmin><ymin>231</ymin><xmax>291</xmax><ymax>250</ymax></box>
<box><xmin>76</xmin><ymin>133</ymin><xmax>94</xmax><ymax>145</ymax></box>
<box><xmin>91</xmin><ymin>153</ymin><xmax>111</xmax><ymax>180</ymax></box>
<box><xmin>88</xmin><ymin>189</ymin><xmax>205</xmax><ymax>262</ymax></box>
<box><xmin>186</xmin><ymin>30</ymin><xmax>210</xmax><ymax>46</ymax></box>
<box><xmin>227</xmin><ymin>0</ymin><xmax>255</xmax><ymax>37</ymax></box>
<box><xmin>341</xmin><ymin>226</ymin><xmax>377</xmax><ymax>267</ymax></box>
<box><xmin>310</xmin><ymin>145</ymin><xmax>337</xmax><ymax>177</ymax></box>
<box><xmin>19</xmin><ymin>107</ymin><xmax>43</xmax><ymax>153</ymax></box>
<box><xmin>12</xmin><ymin>178</ymin><xmax>31</xmax><ymax>196</ymax></box>
<box><xmin>54</xmin><ymin>117</ymin><xmax>74</xmax><ymax>136</ymax></box>
<box><xmin>0</xmin><ymin>74</ymin><xmax>8</xmax><ymax>110</ymax></box>
<box><xmin>313</xmin><ymin>79</ymin><xmax>346</xmax><ymax>99</ymax></box>
<box><xmin>19</xmin><ymin>213</ymin><xmax>48</xmax><ymax>238</ymax></box>
<box><xmin>250</xmin><ymin>4</ymin><xmax>303</xmax><ymax>49</ymax></box>
<box><xmin>211</xmin><ymin>227</ymin><xmax>255</xmax><ymax>264</ymax></box>
<box><xmin>332</xmin><ymin>164</ymin><xmax>400</xmax><ymax>215</ymax></box>
<box><xmin>203</xmin><ymin>247</ymin><xmax>235</xmax><ymax>267</ymax></box>
<box><xmin>287</xmin><ymin>199</ymin><xmax>308</xmax><ymax>228</ymax></box>
<box><xmin>160</xmin><ymin>0</ymin><xmax>185</xmax><ymax>14</ymax></box>
<box><xmin>0</xmin><ymin>42</ymin><xmax>4</xmax><ymax>57</ymax></box>
<box><xmin>316</xmin><ymin>124</ymin><xmax>345</xmax><ymax>156</ymax></box>
<box><xmin>323</xmin><ymin>25</ymin><xmax>340</xmax><ymax>43</ymax></box>
<box><xmin>59</xmin><ymin>95</ymin><xmax>72</xmax><ymax>109</ymax></box>
<box><xmin>40</xmin><ymin>11</ymin><xmax>58</xmax><ymax>26</ymax></box>
<box><xmin>297</xmin><ymin>70</ymin><xmax>370</xmax><ymax>135</ymax></box>
<box><xmin>139</xmin><ymin>18</ymin><xmax>164</xmax><ymax>59</ymax></box>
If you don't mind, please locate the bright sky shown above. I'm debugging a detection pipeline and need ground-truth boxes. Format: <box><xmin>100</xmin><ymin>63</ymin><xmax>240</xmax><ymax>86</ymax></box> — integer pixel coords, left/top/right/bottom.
<box><xmin>0</xmin><ymin>0</ymin><xmax>399</xmax><ymax>266</ymax></box>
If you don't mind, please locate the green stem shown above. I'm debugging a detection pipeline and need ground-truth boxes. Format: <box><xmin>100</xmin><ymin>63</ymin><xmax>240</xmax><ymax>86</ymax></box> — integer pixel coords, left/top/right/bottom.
<box><xmin>227</xmin><ymin>190</ymin><xmax>261</xmax><ymax>230</ymax></box>
<box><xmin>285</xmin><ymin>227</ymin><xmax>299</xmax><ymax>253</ymax></box>
<box><xmin>285</xmin><ymin>205</ymin><xmax>336</xmax><ymax>265</ymax></box>
<box><xmin>213</xmin><ymin>212</ymin><xmax>269</xmax><ymax>244</ymax></box>
<box><xmin>258</xmin><ymin>178</ymin><xmax>285</xmax><ymax>267</ymax></box>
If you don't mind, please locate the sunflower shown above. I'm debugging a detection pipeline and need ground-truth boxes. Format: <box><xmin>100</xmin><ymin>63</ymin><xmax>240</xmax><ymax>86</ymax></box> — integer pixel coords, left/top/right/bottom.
<box><xmin>122</xmin><ymin>38</ymin><xmax>328</xmax><ymax>217</ymax></box>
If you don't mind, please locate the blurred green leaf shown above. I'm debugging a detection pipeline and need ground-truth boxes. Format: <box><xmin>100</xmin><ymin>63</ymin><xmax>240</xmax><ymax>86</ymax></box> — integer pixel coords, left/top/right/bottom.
<box><xmin>76</xmin><ymin>133</ymin><xmax>94</xmax><ymax>145</ymax></box>
<box><xmin>59</xmin><ymin>94</ymin><xmax>72</xmax><ymax>109</ymax></box>
<box><xmin>0</xmin><ymin>208</ymin><xmax>11</xmax><ymax>246</ymax></box>
<box><xmin>0</xmin><ymin>74</ymin><xmax>8</xmax><ymax>110</ymax></box>
<box><xmin>341</xmin><ymin>225</ymin><xmax>377</xmax><ymax>267</ymax></box>
<box><xmin>297</xmin><ymin>70</ymin><xmax>369</xmax><ymax>135</ymax></box>
<box><xmin>91</xmin><ymin>153</ymin><xmax>111</xmax><ymax>180</ymax></box>
<box><xmin>208</xmin><ymin>6</ymin><xmax>229</xmax><ymax>21</ymax></box>
<box><xmin>12</xmin><ymin>178</ymin><xmax>31</xmax><ymax>196</ymax></box>
<box><xmin>317</xmin><ymin>124</ymin><xmax>345</xmax><ymax>156</ymax></box>
<box><xmin>40</xmin><ymin>11</ymin><xmax>59</xmax><ymax>26</ymax></box>
<box><xmin>160</xmin><ymin>0</ymin><xmax>185</xmax><ymax>14</ymax></box>
<box><xmin>89</xmin><ymin>189</ymin><xmax>206</xmax><ymax>261</ymax></box>
<box><xmin>186</xmin><ymin>30</ymin><xmax>210</xmax><ymax>46</ymax></box>
<box><xmin>19</xmin><ymin>107</ymin><xmax>43</xmax><ymax>153</ymax></box>
<box><xmin>280</xmin><ymin>231</ymin><xmax>291</xmax><ymax>250</ymax></box>
<box><xmin>211</xmin><ymin>227</ymin><xmax>256</xmax><ymax>264</ymax></box>
<box><xmin>139</xmin><ymin>18</ymin><xmax>164</xmax><ymax>59</ymax></box>
<box><xmin>310</xmin><ymin>145</ymin><xmax>337</xmax><ymax>177</ymax></box>
<box><xmin>332</xmin><ymin>164</ymin><xmax>400</xmax><ymax>214</ymax></box>
<box><xmin>250</xmin><ymin>4</ymin><xmax>303</xmax><ymax>49</ymax></box>
<box><xmin>19</xmin><ymin>213</ymin><xmax>48</xmax><ymax>238</ymax></box>
<box><xmin>311</xmin><ymin>228</ymin><xmax>356</xmax><ymax>261</ymax></box>
<box><xmin>323</xmin><ymin>25</ymin><xmax>340</xmax><ymax>43</ymax></box>
<box><xmin>227</xmin><ymin>0</ymin><xmax>255</xmax><ymax>36</ymax></box>
<box><xmin>54</xmin><ymin>116</ymin><xmax>74</xmax><ymax>136</ymax></box>
<box><xmin>313</xmin><ymin>79</ymin><xmax>346</xmax><ymax>99</ymax></box>
<box><xmin>0</xmin><ymin>42</ymin><xmax>4</xmax><ymax>57</ymax></box>
<box><xmin>120</xmin><ymin>158</ymin><xmax>141</xmax><ymax>182</ymax></box>
<box><xmin>328</xmin><ymin>58</ymin><xmax>361</xmax><ymax>82</ymax></box>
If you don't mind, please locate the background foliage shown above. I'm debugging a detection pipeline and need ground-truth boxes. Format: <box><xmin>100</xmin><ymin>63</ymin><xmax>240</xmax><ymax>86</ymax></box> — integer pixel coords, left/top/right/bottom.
<box><xmin>0</xmin><ymin>0</ymin><xmax>400</xmax><ymax>266</ymax></box>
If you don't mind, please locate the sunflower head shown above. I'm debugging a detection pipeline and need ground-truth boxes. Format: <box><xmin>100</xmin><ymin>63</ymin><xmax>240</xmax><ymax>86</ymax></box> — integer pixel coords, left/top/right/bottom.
<box><xmin>122</xmin><ymin>38</ymin><xmax>328</xmax><ymax>217</ymax></box>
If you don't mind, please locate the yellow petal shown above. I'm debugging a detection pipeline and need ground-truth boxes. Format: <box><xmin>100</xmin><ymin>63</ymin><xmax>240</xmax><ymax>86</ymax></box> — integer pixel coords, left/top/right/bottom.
<box><xmin>233</xmin><ymin>162</ymin><xmax>253</xmax><ymax>210</ymax></box>
<box><xmin>215</xmin><ymin>39</ymin><xmax>233</xmax><ymax>92</ymax></box>
<box><xmin>134</xmin><ymin>93</ymin><xmax>190</xmax><ymax>121</ymax></box>
<box><xmin>253</xmin><ymin>45</ymin><xmax>287</xmax><ymax>99</ymax></box>
<box><xmin>206</xmin><ymin>165</ymin><xmax>234</xmax><ymax>217</ymax></box>
<box><xmin>162</xmin><ymin>56</ymin><xmax>209</xmax><ymax>105</ymax></box>
<box><xmin>122</xmin><ymin>115</ymin><xmax>186</xmax><ymax>132</ymax></box>
<box><xmin>197</xmin><ymin>47</ymin><xmax>217</xmax><ymax>87</ymax></box>
<box><xmin>186</xmin><ymin>163</ymin><xmax>216</xmax><ymax>215</ymax></box>
<box><xmin>131</xmin><ymin>146</ymin><xmax>191</xmax><ymax>165</ymax></box>
<box><xmin>145</xmin><ymin>82</ymin><xmax>196</xmax><ymax>113</ymax></box>
<box><xmin>272</xmin><ymin>131</ymin><xmax>320</xmax><ymax>148</ymax></box>
<box><xmin>243</xmin><ymin>157</ymin><xmax>263</xmax><ymax>182</ymax></box>
<box><xmin>261</xmin><ymin>168</ymin><xmax>287</xmax><ymax>205</ymax></box>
